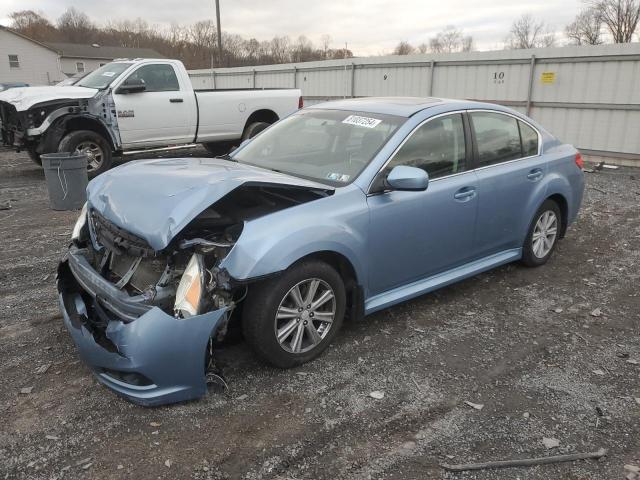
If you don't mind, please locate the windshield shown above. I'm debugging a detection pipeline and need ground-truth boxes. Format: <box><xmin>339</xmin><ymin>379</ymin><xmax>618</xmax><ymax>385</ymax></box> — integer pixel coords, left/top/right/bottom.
<box><xmin>232</xmin><ymin>109</ymin><xmax>405</xmax><ymax>186</ymax></box>
<box><xmin>76</xmin><ymin>62</ymin><xmax>132</xmax><ymax>89</ymax></box>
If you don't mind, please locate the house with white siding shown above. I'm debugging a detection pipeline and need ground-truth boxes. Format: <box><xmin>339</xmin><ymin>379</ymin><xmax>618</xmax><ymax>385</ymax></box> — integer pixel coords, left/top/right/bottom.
<box><xmin>48</xmin><ymin>43</ymin><xmax>165</xmax><ymax>77</ymax></box>
<box><xmin>0</xmin><ymin>26</ymin><xmax>63</xmax><ymax>85</ymax></box>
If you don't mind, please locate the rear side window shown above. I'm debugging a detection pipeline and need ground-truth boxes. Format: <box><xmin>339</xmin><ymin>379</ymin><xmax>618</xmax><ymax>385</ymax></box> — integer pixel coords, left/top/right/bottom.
<box><xmin>386</xmin><ymin>113</ymin><xmax>466</xmax><ymax>179</ymax></box>
<box><xmin>519</xmin><ymin>121</ymin><xmax>539</xmax><ymax>157</ymax></box>
<box><xmin>471</xmin><ymin>112</ymin><xmax>522</xmax><ymax>167</ymax></box>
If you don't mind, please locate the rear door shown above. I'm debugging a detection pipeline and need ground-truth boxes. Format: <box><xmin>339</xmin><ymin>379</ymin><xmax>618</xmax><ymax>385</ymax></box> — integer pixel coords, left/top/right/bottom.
<box><xmin>470</xmin><ymin>110</ymin><xmax>547</xmax><ymax>256</ymax></box>
<box><xmin>366</xmin><ymin>112</ymin><xmax>479</xmax><ymax>295</ymax></box>
<box><xmin>113</xmin><ymin>63</ymin><xmax>194</xmax><ymax>147</ymax></box>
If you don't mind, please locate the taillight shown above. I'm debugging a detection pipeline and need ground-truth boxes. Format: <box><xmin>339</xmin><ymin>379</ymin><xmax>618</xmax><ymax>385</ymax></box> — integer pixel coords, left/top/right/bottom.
<box><xmin>298</xmin><ymin>96</ymin><xmax>304</xmax><ymax>109</ymax></box>
<box><xmin>575</xmin><ymin>152</ymin><xmax>584</xmax><ymax>170</ymax></box>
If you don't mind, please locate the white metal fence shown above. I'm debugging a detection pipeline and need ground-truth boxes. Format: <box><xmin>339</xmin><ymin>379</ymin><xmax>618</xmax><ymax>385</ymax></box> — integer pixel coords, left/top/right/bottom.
<box><xmin>189</xmin><ymin>43</ymin><xmax>640</xmax><ymax>166</ymax></box>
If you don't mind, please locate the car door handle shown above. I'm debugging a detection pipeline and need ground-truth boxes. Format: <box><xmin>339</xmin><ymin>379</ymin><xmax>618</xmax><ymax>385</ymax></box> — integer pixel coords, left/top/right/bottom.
<box><xmin>527</xmin><ymin>169</ymin><xmax>543</xmax><ymax>181</ymax></box>
<box><xmin>454</xmin><ymin>187</ymin><xmax>476</xmax><ymax>202</ymax></box>
<box><xmin>169</xmin><ymin>98</ymin><xmax>184</xmax><ymax>103</ymax></box>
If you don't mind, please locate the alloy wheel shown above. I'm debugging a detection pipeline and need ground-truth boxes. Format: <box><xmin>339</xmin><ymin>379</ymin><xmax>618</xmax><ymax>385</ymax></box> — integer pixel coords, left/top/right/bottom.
<box><xmin>75</xmin><ymin>141</ymin><xmax>104</xmax><ymax>172</ymax></box>
<box><xmin>532</xmin><ymin>210</ymin><xmax>558</xmax><ymax>258</ymax></box>
<box><xmin>274</xmin><ymin>278</ymin><xmax>336</xmax><ymax>354</ymax></box>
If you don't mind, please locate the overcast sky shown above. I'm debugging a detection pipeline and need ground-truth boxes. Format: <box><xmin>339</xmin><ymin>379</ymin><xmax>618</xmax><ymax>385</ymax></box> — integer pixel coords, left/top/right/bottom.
<box><xmin>0</xmin><ymin>0</ymin><xmax>584</xmax><ymax>55</ymax></box>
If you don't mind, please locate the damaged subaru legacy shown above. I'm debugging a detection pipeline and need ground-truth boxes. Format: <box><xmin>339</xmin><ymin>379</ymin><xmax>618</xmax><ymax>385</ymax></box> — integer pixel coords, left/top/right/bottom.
<box><xmin>58</xmin><ymin>97</ymin><xmax>584</xmax><ymax>406</ymax></box>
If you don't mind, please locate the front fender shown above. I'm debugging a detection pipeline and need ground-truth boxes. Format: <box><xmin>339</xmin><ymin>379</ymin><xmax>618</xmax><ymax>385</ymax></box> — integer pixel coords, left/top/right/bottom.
<box><xmin>219</xmin><ymin>187</ymin><xmax>369</xmax><ymax>285</ymax></box>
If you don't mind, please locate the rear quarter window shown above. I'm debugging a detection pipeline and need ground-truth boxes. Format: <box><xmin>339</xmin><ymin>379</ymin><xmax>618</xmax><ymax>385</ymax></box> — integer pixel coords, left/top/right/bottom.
<box><xmin>519</xmin><ymin>121</ymin><xmax>539</xmax><ymax>157</ymax></box>
<box><xmin>471</xmin><ymin>112</ymin><xmax>522</xmax><ymax>167</ymax></box>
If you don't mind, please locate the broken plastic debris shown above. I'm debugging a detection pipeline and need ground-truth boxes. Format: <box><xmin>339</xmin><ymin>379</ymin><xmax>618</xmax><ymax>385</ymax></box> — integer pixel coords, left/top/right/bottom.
<box><xmin>592</xmin><ymin>369</ymin><xmax>606</xmax><ymax>376</ymax></box>
<box><xmin>369</xmin><ymin>391</ymin><xmax>385</xmax><ymax>399</ymax></box>
<box><xmin>542</xmin><ymin>437</ymin><xmax>560</xmax><ymax>449</ymax></box>
<box><xmin>19</xmin><ymin>386</ymin><xmax>34</xmax><ymax>394</ymax></box>
<box><xmin>464</xmin><ymin>401</ymin><xmax>484</xmax><ymax>410</ymax></box>
<box><xmin>590</xmin><ymin>308</ymin><xmax>602</xmax><ymax>317</ymax></box>
<box><xmin>164</xmin><ymin>459</ymin><xmax>172</xmax><ymax>468</ymax></box>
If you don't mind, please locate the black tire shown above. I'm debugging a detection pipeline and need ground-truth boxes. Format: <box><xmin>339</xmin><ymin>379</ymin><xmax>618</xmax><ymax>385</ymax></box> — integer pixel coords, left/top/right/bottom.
<box><xmin>521</xmin><ymin>199</ymin><xmax>562</xmax><ymax>267</ymax></box>
<box><xmin>242</xmin><ymin>121</ymin><xmax>270</xmax><ymax>141</ymax></box>
<box><xmin>27</xmin><ymin>149</ymin><xmax>42</xmax><ymax>166</ymax></box>
<box><xmin>242</xmin><ymin>260</ymin><xmax>346</xmax><ymax>368</ymax></box>
<box><xmin>203</xmin><ymin>141</ymin><xmax>234</xmax><ymax>157</ymax></box>
<box><xmin>58</xmin><ymin>130</ymin><xmax>112</xmax><ymax>178</ymax></box>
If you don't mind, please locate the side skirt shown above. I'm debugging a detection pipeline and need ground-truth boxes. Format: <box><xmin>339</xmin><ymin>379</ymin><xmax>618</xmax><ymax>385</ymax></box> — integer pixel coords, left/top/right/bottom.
<box><xmin>364</xmin><ymin>248</ymin><xmax>522</xmax><ymax>315</ymax></box>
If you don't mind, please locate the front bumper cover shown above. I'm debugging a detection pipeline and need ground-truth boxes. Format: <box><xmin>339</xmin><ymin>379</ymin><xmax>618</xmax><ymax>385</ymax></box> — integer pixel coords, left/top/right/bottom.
<box><xmin>57</xmin><ymin>253</ymin><xmax>228</xmax><ymax>407</ymax></box>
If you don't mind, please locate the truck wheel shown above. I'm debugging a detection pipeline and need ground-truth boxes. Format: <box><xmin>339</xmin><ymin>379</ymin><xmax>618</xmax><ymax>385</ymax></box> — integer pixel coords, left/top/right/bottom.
<box><xmin>27</xmin><ymin>149</ymin><xmax>42</xmax><ymax>166</ymax></box>
<box><xmin>242</xmin><ymin>122</ymin><xmax>270</xmax><ymax>141</ymax></box>
<box><xmin>203</xmin><ymin>141</ymin><xmax>234</xmax><ymax>157</ymax></box>
<box><xmin>58</xmin><ymin>130</ymin><xmax>113</xmax><ymax>178</ymax></box>
<box><xmin>242</xmin><ymin>260</ymin><xmax>346</xmax><ymax>369</ymax></box>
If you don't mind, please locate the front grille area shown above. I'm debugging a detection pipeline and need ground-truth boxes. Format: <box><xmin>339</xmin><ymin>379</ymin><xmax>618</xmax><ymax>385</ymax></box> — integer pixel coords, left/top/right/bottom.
<box><xmin>90</xmin><ymin>209</ymin><xmax>156</xmax><ymax>257</ymax></box>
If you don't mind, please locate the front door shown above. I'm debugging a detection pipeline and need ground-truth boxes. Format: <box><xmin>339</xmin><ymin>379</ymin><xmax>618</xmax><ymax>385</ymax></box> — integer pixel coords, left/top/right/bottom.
<box><xmin>113</xmin><ymin>63</ymin><xmax>191</xmax><ymax>147</ymax></box>
<box><xmin>367</xmin><ymin>113</ymin><xmax>479</xmax><ymax>295</ymax></box>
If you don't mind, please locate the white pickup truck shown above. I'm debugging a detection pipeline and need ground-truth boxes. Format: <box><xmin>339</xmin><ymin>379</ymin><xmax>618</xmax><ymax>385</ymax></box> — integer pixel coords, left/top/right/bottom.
<box><xmin>0</xmin><ymin>59</ymin><xmax>302</xmax><ymax>176</ymax></box>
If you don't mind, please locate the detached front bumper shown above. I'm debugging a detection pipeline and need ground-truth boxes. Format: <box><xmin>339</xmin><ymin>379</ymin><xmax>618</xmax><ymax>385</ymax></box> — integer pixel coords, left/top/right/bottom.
<box><xmin>57</xmin><ymin>252</ymin><xmax>228</xmax><ymax>407</ymax></box>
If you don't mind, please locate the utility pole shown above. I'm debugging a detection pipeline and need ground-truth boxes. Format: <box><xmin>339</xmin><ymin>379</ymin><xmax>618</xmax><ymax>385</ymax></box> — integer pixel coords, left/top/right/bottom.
<box><xmin>215</xmin><ymin>0</ymin><xmax>223</xmax><ymax>66</ymax></box>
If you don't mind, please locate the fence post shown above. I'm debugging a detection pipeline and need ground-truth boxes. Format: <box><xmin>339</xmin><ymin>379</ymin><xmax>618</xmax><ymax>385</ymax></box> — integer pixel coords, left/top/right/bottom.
<box><xmin>293</xmin><ymin>66</ymin><xmax>297</xmax><ymax>88</ymax></box>
<box><xmin>526</xmin><ymin>55</ymin><xmax>536</xmax><ymax>116</ymax></box>
<box><xmin>211</xmin><ymin>71</ymin><xmax>216</xmax><ymax>89</ymax></box>
<box><xmin>252</xmin><ymin>69</ymin><xmax>256</xmax><ymax>88</ymax></box>
<box><xmin>428</xmin><ymin>60</ymin><xmax>435</xmax><ymax>97</ymax></box>
<box><xmin>351</xmin><ymin>63</ymin><xmax>356</xmax><ymax>98</ymax></box>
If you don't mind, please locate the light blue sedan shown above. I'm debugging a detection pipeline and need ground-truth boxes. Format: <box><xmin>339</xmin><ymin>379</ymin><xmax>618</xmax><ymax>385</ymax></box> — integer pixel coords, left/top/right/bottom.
<box><xmin>58</xmin><ymin>97</ymin><xmax>585</xmax><ymax>405</ymax></box>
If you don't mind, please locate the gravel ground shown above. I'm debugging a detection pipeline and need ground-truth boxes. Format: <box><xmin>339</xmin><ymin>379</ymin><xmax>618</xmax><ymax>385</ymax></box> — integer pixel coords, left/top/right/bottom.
<box><xmin>0</xmin><ymin>148</ymin><xmax>639</xmax><ymax>480</ymax></box>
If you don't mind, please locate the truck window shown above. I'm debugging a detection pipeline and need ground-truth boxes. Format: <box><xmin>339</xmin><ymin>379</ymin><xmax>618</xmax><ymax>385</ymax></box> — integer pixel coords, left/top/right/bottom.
<box><xmin>124</xmin><ymin>64</ymin><xmax>180</xmax><ymax>92</ymax></box>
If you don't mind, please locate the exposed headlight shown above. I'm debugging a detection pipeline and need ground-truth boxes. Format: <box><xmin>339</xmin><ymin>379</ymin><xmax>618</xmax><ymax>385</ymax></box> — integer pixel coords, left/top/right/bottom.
<box><xmin>71</xmin><ymin>202</ymin><xmax>88</xmax><ymax>241</ymax></box>
<box><xmin>174</xmin><ymin>254</ymin><xmax>206</xmax><ymax>318</ymax></box>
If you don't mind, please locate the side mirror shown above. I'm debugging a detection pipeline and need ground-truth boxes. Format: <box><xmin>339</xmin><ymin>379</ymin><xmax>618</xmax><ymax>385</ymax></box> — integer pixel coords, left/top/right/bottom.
<box><xmin>116</xmin><ymin>78</ymin><xmax>146</xmax><ymax>94</ymax></box>
<box><xmin>386</xmin><ymin>165</ymin><xmax>429</xmax><ymax>191</ymax></box>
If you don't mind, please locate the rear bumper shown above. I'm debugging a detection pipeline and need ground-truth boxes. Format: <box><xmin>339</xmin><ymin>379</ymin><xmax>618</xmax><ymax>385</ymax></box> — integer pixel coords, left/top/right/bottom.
<box><xmin>57</xmin><ymin>255</ymin><xmax>228</xmax><ymax>407</ymax></box>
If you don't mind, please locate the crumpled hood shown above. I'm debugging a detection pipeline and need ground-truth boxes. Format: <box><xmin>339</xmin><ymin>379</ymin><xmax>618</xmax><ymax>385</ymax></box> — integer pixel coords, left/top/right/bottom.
<box><xmin>87</xmin><ymin>157</ymin><xmax>334</xmax><ymax>251</ymax></box>
<box><xmin>0</xmin><ymin>86</ymin><xmax>98</xmax><ymax>111</ymax></box>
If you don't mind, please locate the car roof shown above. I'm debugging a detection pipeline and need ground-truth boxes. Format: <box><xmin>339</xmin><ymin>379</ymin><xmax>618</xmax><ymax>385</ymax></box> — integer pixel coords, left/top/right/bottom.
<box><xmin>309</xmin><ymin>96</ymin><xmax>510</xmax><ymax>118</ymax></box>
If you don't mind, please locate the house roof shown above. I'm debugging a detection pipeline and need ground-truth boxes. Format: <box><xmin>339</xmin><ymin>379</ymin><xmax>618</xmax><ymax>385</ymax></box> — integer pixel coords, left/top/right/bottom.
<box><xmin>0</xmin><ymin>25</ymin><xmax>60</xmax><ymax>54</ymax></box>
<box><xmin>47</xmin><ymin>42</ymin><xmax>165</xmax><ymax>60</ymax></box>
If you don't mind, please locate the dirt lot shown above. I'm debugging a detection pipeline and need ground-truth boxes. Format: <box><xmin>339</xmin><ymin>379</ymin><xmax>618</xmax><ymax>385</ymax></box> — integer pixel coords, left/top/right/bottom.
<box><xmin>0</xmin><ymin>148</ymin><xmax>638</xmax><ymax>480</ymax></box>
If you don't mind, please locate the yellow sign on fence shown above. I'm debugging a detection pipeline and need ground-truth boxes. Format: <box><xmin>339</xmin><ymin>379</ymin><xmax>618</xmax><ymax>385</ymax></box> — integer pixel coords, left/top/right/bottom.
<box><xmin>541</xmin><ymin>72</ymin><xmax>556</xmax><ymax>84</ymax></box>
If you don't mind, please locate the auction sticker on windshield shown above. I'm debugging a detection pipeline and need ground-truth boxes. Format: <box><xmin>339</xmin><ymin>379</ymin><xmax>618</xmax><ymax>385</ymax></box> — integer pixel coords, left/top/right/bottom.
<box><xmin>342</xmin><ymin>115</ymin><xmax>382</xmax><ymax>128</ymax></box>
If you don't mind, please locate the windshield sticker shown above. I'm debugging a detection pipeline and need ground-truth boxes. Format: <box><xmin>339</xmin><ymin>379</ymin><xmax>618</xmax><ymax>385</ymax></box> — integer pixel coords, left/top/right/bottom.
<box><xmin>326</xmin><ymin>173</ymin><xmax>351</xmax><ymax>182</ymax></box>
<box><xmin>102</xmin><ymin>72</ymin><xmax>116</xmax><ymax>77</ymax></box>
<box><xmin>342</xmin><ymin>115</ymin><xmax>382</xmax><ymax>129</ymax></box>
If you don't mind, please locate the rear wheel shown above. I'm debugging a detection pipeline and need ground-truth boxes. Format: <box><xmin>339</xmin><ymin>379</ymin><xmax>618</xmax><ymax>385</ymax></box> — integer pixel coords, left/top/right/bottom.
<box><xmin>522</xmin><ymin>199</ymin><xmax>562</xmax><ymax>267</ymax></box>
<box><xmin>58</xmin><ymin>130</ymin><xmax>112</xmax><ymax>178</ymax></box>
<box><xmin>242</xmin><ymin>260</ymin><xmax>346</xmax><ymax>368</ymax></box>
<box><xmin>242</xmin><ymin>121</ymin><xmax>270</xmax><ymax>141</ymax></box>
<box><xmin>203</xmin><ymin>141</ymin><xmax>234</xmax><ymax>157</ymax></box>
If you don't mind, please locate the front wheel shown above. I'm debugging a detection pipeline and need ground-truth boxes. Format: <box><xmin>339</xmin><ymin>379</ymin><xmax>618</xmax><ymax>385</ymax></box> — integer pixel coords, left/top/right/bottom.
<box><xmin>58</xmin><ymin>130</ymin><xmax>113</xmax><ymax>178</ymax></box>
<box><xmin>521</xmin><ymin>199</ymin><xmax>562</xmax><ymax>267</ymax></box>
<box><xmin>242</xmin><ymin>260</ymin><xmax>346</xmax><ymax>368</ymax></box>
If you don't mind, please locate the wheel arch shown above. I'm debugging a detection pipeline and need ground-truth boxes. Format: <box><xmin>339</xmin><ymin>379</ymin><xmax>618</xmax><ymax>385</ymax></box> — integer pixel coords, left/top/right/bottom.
<box><xmin>39</xmin><ymin>114</ymin><xmax>117</xmax><ymax>154</ymax></box>
<box><xmin>243</xmin><ymin>109</ymin><xmax>279</xmax><ymax>132</ymax></box>
<box><xmin>546</xmin><ymin>193</ymin><xmax>569</xmax><ymax>238</ymax></box>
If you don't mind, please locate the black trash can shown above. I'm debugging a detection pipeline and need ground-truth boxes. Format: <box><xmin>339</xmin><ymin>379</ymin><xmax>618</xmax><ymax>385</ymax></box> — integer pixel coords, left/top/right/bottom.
<box><xmin>41</xmin><ymin>152</ymin><xmax>88</xmax><ymax>210</ymax></box>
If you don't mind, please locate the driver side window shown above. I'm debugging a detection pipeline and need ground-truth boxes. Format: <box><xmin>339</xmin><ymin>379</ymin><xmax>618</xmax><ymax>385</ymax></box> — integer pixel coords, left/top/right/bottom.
<box><xmin>386</xmin><ymin>113</ymin><xmax>466</xmax><ymax>179</ymax></box>
<box><xmin>123</xmin><ymin>64</ymin><xmax>179</xmax><ymax>92</ymax></box>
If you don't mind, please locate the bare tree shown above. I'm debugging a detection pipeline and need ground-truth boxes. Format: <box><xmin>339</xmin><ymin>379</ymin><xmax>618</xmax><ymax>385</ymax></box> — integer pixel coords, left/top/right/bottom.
<box><xmin>506</xmin><ymin>14</ymin><xmax>556</xmax><ymax>49</ymax></box>
<box><xmin>270</xmin><ymin>36</ymin><xmax>291</xmax><ymax>63</ymax></box>
<box><xmin>8</xmin><ymin>10</ymin><xmax>58</xmax><ymax>41</ymax></box>
<box><xmin>425</xmin><ymin>26</ymin><xmax>474</xmax><ymax>53</ymax></box>
<box><xmin>57</xmin><ymin>7</ymin><xmax>94</xmax><ymax>43</ymax></box>
<box><xmin>566</xmin><ymin>8</ymin><xmax>604</xmax><ymax>44</ymax></box>
<box><xmin>393</xmin><ymin>41</ymin><xmax>415</xmax><ymax>55</ymax></box>
<box><xmin>416</xmin><ymin>42</ymin><xmax>429</xmax><ymax>54</ymax></box>
<box><xmin>588</xmin><ymin>0</ymin><xmax>640</xmax><ymax>42</ymax></box>
<box><xmin>461</xmin><ymin>35</ymin><xmax>475</xmax><ymax>52</ymax></box>
<box><xmin>320</xmin><ymin>34</ymin><xmax>332</xmax><ymax>59</ymax></box>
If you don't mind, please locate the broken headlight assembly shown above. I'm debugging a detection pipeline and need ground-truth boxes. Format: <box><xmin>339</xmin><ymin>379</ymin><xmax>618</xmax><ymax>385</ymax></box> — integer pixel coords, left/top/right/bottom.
<box><xmin>174</xmin><ymin>253</ymin><xmax>206</xmax><ymax>318</ymax></box>
<box><xmin>71</xmin><ymin>202</ymin><xmax>88</xmax><ymax>241</ymax></box>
